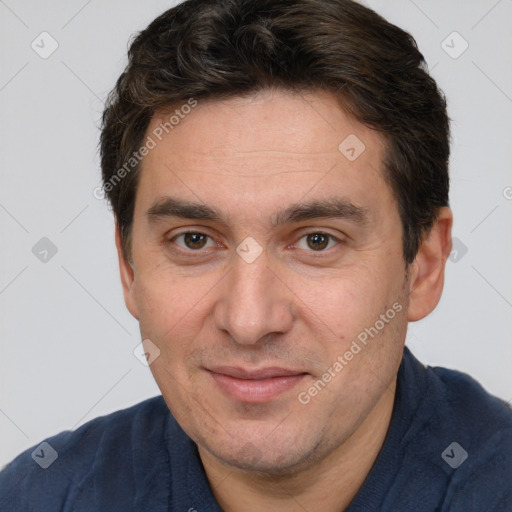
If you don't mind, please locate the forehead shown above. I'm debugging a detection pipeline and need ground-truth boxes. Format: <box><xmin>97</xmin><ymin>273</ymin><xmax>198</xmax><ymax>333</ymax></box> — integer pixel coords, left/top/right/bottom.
<box><xmin>137</xmin><ymin>89</ymin><xmax>392</xmax><ymax>220</ymax></box>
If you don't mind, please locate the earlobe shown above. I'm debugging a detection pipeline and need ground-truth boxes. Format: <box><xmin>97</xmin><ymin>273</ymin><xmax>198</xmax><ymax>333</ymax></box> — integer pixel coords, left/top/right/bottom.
<box><xmin>115</xmin><ymin>224</ymin><xmax>140</xmax><ymax>320</ymax></box>
<box><xmin>407</xmin><ymin>207</ymin><xmax>453</xmax><ymax>322</ymax></box>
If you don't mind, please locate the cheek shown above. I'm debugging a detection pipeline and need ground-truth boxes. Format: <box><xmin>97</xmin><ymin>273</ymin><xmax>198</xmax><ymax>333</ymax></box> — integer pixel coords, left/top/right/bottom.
<box><xmin>290</xmin><ymin>262</ymin><xmax>406</xmax><ymax>393</ymax></box>
<box><xmin>132</xmin><ymin>271</ymin><xmax>211</xmax><ymax>355</ymax></box>
<box><xmin>292</xmin><ymin>267</ymin><xmax>388</xmax><ymax>339</ymax></box>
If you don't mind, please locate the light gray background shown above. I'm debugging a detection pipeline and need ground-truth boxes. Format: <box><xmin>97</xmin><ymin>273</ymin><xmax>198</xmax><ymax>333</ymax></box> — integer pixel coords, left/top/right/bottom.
<box><xmin>1</xmin><ymin>0</ymin><xmax>511</xmax><ymax>468</ymax></box>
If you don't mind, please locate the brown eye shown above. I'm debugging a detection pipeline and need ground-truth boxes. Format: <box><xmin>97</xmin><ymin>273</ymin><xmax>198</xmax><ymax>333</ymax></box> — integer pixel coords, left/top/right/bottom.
<box><xmin>173</xmin><ymin>232</ymin><xmax>214</xmax><ymax>250</ymax></box>
<box><xmin>295</xmin><ymin>232</ymin><xmax>339</xmax><ymax>252</ymax></box>
<box><xmin>306</xmin><ymin>233</ymin><xmax>329</xmax><ymax>251</ymax></box>
<box><xmin>183</xmin><ymin>233</ymin><xmax>208</xmax><ymax>249</ymax></box>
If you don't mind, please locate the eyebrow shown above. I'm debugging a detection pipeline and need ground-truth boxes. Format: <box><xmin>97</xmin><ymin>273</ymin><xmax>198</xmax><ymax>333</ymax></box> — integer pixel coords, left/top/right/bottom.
<box><xmin>272</xmin><ymin>198</ymin><xmax>370</xmax><ymax>227</ymax></box>
<box><xmin>147</xmin><ymin>198</ymin><xmax>223</xmax><ymax>224</ymax></box>
<box><xmin>146</xmin><ymin>196</ymin><xmax>370</xmax><ymax>227</ymax></box>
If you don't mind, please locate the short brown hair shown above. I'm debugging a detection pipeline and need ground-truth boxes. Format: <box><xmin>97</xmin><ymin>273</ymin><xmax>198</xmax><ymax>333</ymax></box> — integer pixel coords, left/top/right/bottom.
<box><xmin>100</xmin><ymin>0</ymin><xmax>450</xmax><ymax>264</ymax></box>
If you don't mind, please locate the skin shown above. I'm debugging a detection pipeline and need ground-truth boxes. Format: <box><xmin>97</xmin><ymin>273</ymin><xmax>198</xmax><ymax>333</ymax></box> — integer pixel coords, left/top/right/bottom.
<box><xmin>116</xmin><ymin>89</ymin><xmax>452</xmax><ymax>511</ymax></box>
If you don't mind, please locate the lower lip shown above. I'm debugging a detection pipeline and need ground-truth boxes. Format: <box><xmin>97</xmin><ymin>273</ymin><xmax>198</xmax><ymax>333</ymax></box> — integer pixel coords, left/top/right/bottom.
<box><xmin>209</xmin><ymin>372</ymin><xmax>307</xmax><ymax>403</ymax></box>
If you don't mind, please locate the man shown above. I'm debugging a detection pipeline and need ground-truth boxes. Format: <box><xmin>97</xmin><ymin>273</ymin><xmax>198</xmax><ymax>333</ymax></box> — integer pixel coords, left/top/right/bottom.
<box><xmin>1</xmin><ymin>0</ymin><xmax>511</xmax><ymax>510</ymax></box>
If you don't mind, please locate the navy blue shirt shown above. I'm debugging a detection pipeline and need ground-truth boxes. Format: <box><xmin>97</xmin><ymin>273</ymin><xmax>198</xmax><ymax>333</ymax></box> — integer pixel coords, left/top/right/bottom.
<box><xmin>1</xmin><ymin>348</ymin><xmax>511</xmax><ymax>511</ymax></box>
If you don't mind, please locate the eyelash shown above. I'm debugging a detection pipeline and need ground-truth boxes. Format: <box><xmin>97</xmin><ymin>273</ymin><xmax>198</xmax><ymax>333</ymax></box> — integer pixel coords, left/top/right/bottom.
<box><xmin>167</xmin><ymin>231</ymin><xmax>342</xmax><ymax>255</ymax></box>
<box><xmin>169</xmin><ymin>232</ymin><xmax>219</xmax><ymax>253</ymax></box>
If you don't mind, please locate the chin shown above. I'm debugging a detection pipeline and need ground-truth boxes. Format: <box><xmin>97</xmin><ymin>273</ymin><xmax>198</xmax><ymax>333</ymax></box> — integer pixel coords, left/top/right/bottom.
<box><xmin>197</xmin><ymin>421</ymin><xmax>329</xmax><ymax>475</ymax></box>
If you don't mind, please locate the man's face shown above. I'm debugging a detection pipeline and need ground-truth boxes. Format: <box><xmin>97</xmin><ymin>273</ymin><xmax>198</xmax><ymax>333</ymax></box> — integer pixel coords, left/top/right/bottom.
<box><xmin>123</xmin><ymin>89</ymin><xmax>410</xmax><ymax>473</ymax></box>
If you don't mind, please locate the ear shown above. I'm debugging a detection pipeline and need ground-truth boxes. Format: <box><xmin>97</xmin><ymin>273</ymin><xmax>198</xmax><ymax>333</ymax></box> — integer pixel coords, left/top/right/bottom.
<box><xmin>407</xmin><ymin>207</ymin><xmax>453</xmax><ymax>322</ymax></box>
<box><xmin>115</xmin><ymin>223</ymin><xmax>140</xmax><ymax>320</ymax></box>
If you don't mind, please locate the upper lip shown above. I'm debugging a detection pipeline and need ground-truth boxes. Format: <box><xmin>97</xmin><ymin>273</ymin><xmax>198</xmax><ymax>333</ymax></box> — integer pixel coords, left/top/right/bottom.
<box><xmin>207</xmin><ymin>366</ymin><xmax>307</xmax><ymax>380</ymax></box>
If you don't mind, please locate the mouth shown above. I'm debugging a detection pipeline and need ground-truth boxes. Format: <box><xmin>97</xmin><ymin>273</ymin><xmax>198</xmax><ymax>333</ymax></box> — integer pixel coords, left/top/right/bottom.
<box><xmin>206</xmin><ymin>366</ymin><xmax>309</xmax><ymax>403</ymax></box>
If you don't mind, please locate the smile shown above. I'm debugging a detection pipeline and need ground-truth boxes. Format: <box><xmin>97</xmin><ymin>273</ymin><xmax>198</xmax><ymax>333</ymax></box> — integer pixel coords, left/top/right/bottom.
<box><xmin>206</xmin><ymin>366</ymin><xmax>309</xmax><ymax>403</ymax></box>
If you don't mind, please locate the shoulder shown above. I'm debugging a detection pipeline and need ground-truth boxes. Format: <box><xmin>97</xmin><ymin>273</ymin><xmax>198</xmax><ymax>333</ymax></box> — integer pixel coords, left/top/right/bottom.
<box><xmin>376</xmin><ymin>350</ymin><xmax>512</xmax><ymax>511</ymax></box>
<box><xmin>428</xmin><ymin>362</ymin><xmax>512</xmax><ymax>443</ymax></box>
<box><xmin>424</xmin><ymin>361</ymin><xmax>512</xmax><ymax>511</ymax></box>
<box><xmin>0</xmin><ymin>395</ymin><xmax>172</xmax><ymax>512</ymax></box>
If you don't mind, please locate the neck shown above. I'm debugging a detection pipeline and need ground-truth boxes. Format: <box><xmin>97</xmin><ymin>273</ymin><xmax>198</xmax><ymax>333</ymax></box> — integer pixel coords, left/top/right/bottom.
<box><xmin>199</xmin><ymin>379</ymin><xmax>396</xmax><ymax>512</ymax></box>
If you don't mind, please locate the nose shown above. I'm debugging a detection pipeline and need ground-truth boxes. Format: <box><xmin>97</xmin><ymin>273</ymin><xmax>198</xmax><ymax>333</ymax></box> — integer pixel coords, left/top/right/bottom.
<box><xmin>213</xmin><ymin>249</ymin><xmax>294</xmax><ymax>345</ymax></box>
